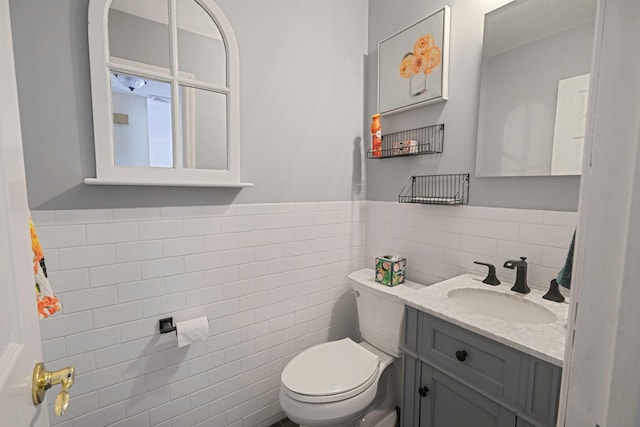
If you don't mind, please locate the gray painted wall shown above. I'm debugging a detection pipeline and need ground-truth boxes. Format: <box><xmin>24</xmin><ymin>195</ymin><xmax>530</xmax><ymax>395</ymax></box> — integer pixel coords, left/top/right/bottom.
<box><xmin>366</xmin><ymin>0</ymin><xmax>584</xmax><ymax>211</ymax></box>
<box><xmin>9</xmin><ymin>0</ymin><xmax>368</xmax><ymax>209</ymax></box>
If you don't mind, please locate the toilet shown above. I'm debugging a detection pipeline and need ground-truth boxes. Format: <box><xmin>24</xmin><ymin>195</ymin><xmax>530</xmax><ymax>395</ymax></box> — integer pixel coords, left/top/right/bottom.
<box><xmin>279</xmin><ymin>272</ymin><xmax>406</xmax><ymax>427</ymax></box>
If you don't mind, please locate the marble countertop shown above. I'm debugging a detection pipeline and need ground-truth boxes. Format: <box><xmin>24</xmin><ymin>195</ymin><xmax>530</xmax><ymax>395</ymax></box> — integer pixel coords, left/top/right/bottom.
<box><xmin>350</xmin><ymin>269</ymin><xmax>569</xmax><ymax>366</ymax></box>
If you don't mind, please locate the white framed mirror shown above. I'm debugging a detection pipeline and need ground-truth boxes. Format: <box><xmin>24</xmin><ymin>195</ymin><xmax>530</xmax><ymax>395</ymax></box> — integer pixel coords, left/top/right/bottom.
<box><xmin>475</xmin><ymin>0</ymin><xmax>596</xmax><ymax>177</ymax></box>
<box><xmin>86</xmin><ymin>0</ymin><xmax>251</xmax><ymax>187</ymax></box>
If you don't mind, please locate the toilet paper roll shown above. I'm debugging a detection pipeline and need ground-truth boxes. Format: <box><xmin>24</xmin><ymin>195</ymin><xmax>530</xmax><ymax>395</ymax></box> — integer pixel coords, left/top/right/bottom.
<box><xmin>176</xmin><ymin>316</ymin><xmax>209</xmax><ymax>348</ymax></box>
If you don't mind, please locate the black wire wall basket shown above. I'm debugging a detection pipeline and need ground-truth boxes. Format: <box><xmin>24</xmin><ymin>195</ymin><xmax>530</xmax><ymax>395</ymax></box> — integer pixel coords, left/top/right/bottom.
<box><xmin>368</xmin><ymin>124</ymin><xmax>444</xmax><ymax>159</ymax></box>
<box><xmin>398</xmin><ymin>174</ymin><xmax>470</xmax><ymax>205</ymax></box>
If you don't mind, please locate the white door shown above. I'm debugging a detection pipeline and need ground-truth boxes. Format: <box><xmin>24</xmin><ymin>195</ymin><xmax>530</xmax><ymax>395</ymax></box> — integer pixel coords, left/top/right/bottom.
<box><xmin>550</xmin><ymin>73</ymin><xmax>591</xmax><ymax>175</ymax></box>
<box><xmin>0</xmin><ymin>0</ymin><xmax>49</xmax><ymax>425</ymax></box>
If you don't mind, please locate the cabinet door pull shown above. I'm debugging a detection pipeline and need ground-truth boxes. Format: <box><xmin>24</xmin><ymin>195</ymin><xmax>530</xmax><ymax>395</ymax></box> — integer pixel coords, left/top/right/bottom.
<box><xmin>418</xmin><ymin>386</ymin><xmax>429</xmax><ymax>397</ymax></box>
<box><xmin>455</xmin><ymin>350</ymin><xmax>468</xmax><ymax>362</ymax></box>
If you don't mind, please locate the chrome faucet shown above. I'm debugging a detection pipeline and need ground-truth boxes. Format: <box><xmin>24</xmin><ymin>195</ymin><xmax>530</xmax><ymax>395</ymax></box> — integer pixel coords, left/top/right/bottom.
<box><xmin>503</xmin><ymin>257</ymin><xmax>530</xmax><ymax>294</ymax></box>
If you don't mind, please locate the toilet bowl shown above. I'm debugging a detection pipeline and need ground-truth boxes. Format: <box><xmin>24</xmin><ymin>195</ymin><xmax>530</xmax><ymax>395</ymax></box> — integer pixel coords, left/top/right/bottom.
<box><xmin>279</xmin><ymin>339</ymin><xmax>396</xmax><ymax>427</ymax></box>
<box><xmin>279</xmin><ymin>269</ymin><xmax>408</xmax><ymax>427</ymax></box>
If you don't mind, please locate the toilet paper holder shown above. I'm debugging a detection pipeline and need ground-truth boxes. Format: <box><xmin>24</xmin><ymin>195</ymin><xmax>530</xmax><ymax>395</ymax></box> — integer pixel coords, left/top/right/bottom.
<box><xmin>159</xmin><ymin>317</ymin><xmax>177</xmax><ymax>334</ymax></box>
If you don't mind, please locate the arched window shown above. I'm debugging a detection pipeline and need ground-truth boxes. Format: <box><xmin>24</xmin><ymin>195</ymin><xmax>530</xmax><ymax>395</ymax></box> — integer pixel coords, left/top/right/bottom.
<box><xmin>86</xmin><ymin>0</ymin><xmax>250</xmax><ymax>187</ymax></box>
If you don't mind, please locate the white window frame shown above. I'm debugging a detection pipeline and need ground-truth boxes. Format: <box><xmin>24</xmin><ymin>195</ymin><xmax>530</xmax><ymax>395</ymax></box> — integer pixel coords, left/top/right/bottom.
<box><xmin>86</xmin><ymin>0</ymin><xmax>251</xmax><ymax>187</ymax></box>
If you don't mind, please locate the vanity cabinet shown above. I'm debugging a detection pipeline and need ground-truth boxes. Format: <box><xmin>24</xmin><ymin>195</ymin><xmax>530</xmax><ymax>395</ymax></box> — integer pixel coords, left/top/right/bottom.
<box><xmin>401</xmin><ymin>307</ymin><xmax>562</xmax><ymax>427</ymax></box>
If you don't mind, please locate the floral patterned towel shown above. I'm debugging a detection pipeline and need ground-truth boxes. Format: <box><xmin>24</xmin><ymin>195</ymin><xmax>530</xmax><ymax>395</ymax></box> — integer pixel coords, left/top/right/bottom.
<box><xmin>30</xmin><ymin>218</ymin><xmax>61</xmax><ymax>319</ymax></box>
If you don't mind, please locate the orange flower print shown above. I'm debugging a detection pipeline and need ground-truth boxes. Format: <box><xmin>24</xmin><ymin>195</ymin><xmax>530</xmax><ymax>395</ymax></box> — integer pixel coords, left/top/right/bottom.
<box><xmin>414</xmin><ymin>34</ymin><xmax>434</xmax><ymax>57</ymax></box>
<box><xmin>398</xmin><ymin>32</ymin><xmax>442</xmax><ymax>97</ymax></box>
<box><xmin>37</xmin><ymin>295</ymin><xmax>60</xmax><ymax>317</ymax></box>
<box><xmin>399</xmin><ymin>53</ymin><xmax>415</xmax><ymax>79</ymax></box>
<box><xmin>30</xmin><ymin>218</ymin><xmax>43</xmax><ymax>274</ymax></box>
<box><xmin>424</xmin><ymin>46</ymin><xmax>441</xmax><ymax>75</ymax></box>
<box><xmin>30</xmin><ymin>217</ymin><xmax>62</xmax><ymax>318</ymax></box>
<box><xmin>399</xmin><ymin>34</ymin><xmax>441</xmax><ymax>78</ymax></box>
<box><xmin>411</xmin><ymin>54</ymin><xmax>426</xmax><ymax>74</ymax></box>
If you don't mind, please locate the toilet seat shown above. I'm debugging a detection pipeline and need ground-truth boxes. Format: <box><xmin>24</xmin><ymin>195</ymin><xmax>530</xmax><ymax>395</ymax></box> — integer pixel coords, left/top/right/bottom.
<box><xmin>281</xmin><ymin>338</ymin><xmax>380</xmax><ymax>404</ymax></box>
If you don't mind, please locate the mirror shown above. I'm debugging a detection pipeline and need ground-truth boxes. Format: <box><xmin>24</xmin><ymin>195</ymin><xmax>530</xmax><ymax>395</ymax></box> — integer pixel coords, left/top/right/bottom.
<box><xmin>87</xmin><ymin>0</ymin><xmax>249</xmax><ymax>187</ymax></box>
<box><xmin>108</xmin><ymin>0</ymin><xmax>227</xmax><ymax>171</ymax></box>
<box><xmin>111</xmin><ymin>73</ymin><xmax>174</xmax><ymax>168</ymax></box>
<box><xmin>475</xmin><ymin>0</ymin><xmax>597</xmax><ymax>177</ymax></box>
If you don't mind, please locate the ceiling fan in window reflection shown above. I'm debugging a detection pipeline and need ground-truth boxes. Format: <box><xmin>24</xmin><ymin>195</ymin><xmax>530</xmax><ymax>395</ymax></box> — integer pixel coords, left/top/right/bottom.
<box><xmin>113</xmin><ymin>73</ymin><xmax>147</xmax><ymax>92</ymax></box>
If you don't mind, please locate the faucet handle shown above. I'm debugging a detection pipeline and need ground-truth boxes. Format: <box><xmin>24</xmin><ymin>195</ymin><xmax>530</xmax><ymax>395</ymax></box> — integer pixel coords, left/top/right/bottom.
<box><xmin>473</xmin><ymin>261</ymin><xmax>501</xmax><ymax>286</ymax></box>
<box><xmin>520</xmin><ymin>256</ymin><xmax>527</xmax><ymax>262</ymax></box>
<box><xmin>543</xmin><ymin>278</ymin><xmax>565</xmax><ymax>303</ymax></box>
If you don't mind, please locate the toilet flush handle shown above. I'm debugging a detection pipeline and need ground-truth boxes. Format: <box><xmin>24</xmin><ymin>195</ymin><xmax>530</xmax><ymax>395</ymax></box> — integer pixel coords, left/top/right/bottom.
<box><xmin>351</xmin><ymin>290</ymin><xmax>360</xmax><ymax>297</ymax></box>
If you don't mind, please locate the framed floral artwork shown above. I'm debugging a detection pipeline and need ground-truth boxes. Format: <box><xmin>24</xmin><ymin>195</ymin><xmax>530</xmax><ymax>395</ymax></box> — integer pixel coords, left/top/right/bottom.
<box><xmin>378</xmin><ymin>6</ymin><xmax>450</xmax><ymax>115</ymax></box>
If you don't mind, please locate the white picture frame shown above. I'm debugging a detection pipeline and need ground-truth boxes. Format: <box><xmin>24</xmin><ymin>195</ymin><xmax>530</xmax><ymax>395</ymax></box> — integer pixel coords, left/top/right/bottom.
<box><xmin>378</xmin><ymin>6</ymin><xmax>450</xmax><ymax>115</ymax></box>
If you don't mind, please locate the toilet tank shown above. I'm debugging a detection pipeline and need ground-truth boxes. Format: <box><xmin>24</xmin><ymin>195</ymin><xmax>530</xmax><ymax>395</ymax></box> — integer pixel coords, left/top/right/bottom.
<box><xmin>348</xmin><ymin>269</ymin><xmax>416</xmax><ymax>358</ymax></box>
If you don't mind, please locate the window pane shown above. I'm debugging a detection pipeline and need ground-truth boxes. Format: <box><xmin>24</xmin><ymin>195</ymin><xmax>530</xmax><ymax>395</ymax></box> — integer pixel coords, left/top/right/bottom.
<box><xmin>177</xmin><ymin>0</ymin><xmax>226</xmax><ymax>86</ymax></box>
<box><xmin>111</xmin><ymin>72</ymin><xmax>174</xmax><ymax>168</ymax></box>
<box><xmin>108</xmin><ymin>0</ymin><xmax>170</xmax><ymax>69</ymax></box>
<box><xmin>180</xmin><ymin>86</ymin><xmax>227</xmax><ymax>170</ymax></box>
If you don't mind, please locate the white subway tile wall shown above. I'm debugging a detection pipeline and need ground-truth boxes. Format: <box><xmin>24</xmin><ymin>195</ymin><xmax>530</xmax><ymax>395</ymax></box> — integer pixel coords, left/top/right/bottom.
<box><xmin>34</xmin><ymin>202</ymin><xmax>364</xmax><ymax>427</ymax></box>
<box><xmin>33</xmin><ymin>201</ymin><xmax>576</xmax><ymax>427</ymax></box>
<box><xmin>365</xmin><ymin>202</ymin><xmax>577</xmax><ymax>290</ymax></box>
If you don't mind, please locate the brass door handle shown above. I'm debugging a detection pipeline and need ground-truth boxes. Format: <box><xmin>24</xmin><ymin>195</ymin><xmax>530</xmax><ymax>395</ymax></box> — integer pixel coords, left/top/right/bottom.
<box><xmin>32</xmin><ymin>362</ymin><xmax>75</xmax><ymax>416</ymax></box>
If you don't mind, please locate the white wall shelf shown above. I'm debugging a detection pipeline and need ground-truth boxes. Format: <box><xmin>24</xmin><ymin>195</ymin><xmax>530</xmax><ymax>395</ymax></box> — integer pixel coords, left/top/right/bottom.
<box><xmin>84</xmin><ymin>178</ymin><xmax>253</xmax><ymax>188</ymax></box>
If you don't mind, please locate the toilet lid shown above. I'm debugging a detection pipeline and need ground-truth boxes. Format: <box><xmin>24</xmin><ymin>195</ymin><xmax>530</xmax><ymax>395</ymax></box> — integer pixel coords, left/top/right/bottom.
<box><xmin>281</xmin><ymin>338</ymin><xmax>380</xmax><ymax>398</ymax></box>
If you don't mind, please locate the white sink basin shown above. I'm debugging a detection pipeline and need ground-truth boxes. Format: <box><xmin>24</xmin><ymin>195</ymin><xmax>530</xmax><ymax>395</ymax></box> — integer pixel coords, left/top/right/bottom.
<box><xmin>447</xmin><ymin>288</ymin><xmax>557</xmax><ymax>325</ymax></box>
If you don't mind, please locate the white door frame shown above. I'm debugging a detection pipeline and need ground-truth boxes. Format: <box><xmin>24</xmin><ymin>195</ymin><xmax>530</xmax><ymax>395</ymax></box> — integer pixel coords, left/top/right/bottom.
<box><xmin>559</xmin><ymin>0</ymin><xmax>640</xmax><ymax>425</ymax></box>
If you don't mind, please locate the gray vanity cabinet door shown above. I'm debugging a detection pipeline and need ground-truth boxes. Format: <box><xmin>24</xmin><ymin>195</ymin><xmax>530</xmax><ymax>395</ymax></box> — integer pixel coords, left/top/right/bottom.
<box><xmin>419</xmin><ymin>312</ymin><xmax>522</xmax><ymax>406</ymax></box>
<box><xmin>419</xmin><ymin>364</ymin><xmax>517</xmax><ymax>427</ymax></box>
